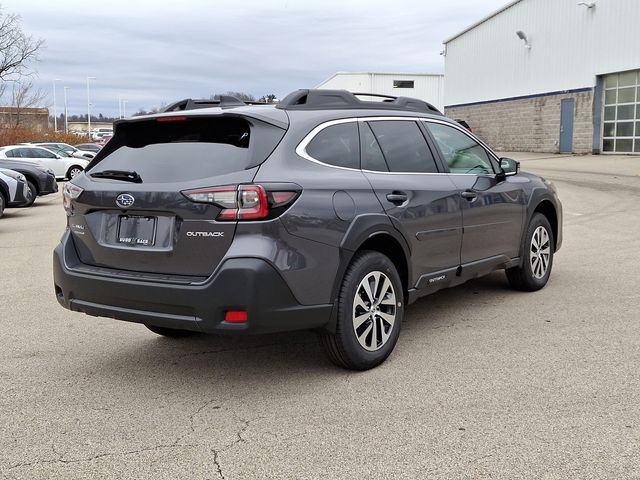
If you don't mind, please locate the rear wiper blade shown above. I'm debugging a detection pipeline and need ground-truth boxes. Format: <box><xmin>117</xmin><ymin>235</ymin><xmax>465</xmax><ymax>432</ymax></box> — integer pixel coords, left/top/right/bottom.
<box><xmin>90</xmin><ymin>170</ymin><xmax>142</xmax><ymax>183</ymax></box>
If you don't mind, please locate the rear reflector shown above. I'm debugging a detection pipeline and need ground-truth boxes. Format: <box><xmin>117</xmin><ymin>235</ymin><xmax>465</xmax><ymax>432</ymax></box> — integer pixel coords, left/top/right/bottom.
<box><xmin>225</xmin><ymin>310</ymin><xmax>247</xmax><ymax>323</ymax></box>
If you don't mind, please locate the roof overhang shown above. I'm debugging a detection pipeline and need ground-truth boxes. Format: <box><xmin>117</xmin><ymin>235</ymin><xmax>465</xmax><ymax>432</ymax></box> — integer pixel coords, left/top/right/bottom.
<box><xmin>443</xmin><ymin>0</ymin><xmax>524</xmax><ymax>44</ymax></box>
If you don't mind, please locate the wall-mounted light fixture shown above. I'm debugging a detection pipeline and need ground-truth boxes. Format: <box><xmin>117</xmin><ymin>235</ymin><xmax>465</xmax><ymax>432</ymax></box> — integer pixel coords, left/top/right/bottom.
<box><xmin>516</xmin><ymin>30</ymin><xmax>531</xmax><ymax>49</ymax></box>
<box><xmin>577</xmin><ymin>1</ymin><xmax>596</xmax><ymax>8</ymax></box>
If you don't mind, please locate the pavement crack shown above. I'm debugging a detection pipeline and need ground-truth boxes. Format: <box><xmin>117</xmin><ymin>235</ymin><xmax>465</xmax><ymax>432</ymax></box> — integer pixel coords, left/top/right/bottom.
<box><xmin>7</xmin><ymin>443</ymin><xmax>200</xmax><ymax>470</ymax></box>
<box><xmin>172</xmin><ymin>398</ymin><xmax>221</xmax><ymax>446</ymax></box>
<box><xmin>211</xmin><ymin>449</ymin><xmax>225</xmax><ymax>479</ymax></box>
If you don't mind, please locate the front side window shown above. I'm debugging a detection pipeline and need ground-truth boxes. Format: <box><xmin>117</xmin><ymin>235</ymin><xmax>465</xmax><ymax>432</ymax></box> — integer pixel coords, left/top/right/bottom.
<box><xmin>306</xmin><ymin>122</ymin><xmax>360</xmax><ymax>169</ymax></box>
<box><xmin>368</xmin><ymin>120</ymin><xmax>438</xmax><ymax>173</ymax></box>
<box><xmin>425</xmin><ymin>122</ymin><xmax>495</xmax><ymax>175</ymax></box>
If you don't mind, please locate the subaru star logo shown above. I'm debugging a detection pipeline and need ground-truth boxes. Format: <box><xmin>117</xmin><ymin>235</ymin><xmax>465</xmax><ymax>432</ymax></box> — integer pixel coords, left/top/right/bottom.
<box><xmin>116</xmin><ymin>193</ymin><xmax>135</xmax><ymax>208</ymax></box>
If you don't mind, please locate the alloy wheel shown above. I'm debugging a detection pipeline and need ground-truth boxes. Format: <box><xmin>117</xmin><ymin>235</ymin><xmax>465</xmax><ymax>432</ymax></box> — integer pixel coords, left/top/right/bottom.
<box><xmin>352</xmin><ymin>271</ymin><xmax>397</xmax><ymax>351</ymax></box>
<box><xmin>530</xmin><ymin>226</ymin><xmax>551</xmax><ymax>279</ymax></box>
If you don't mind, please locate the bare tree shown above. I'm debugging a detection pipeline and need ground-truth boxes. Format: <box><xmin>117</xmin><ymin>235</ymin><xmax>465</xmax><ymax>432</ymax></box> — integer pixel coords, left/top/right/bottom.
<box><xmin>0</xmin><ymin>6</ymin><xmax>44</xmax><ymax>82</ymax></box>
<box><xmin>9</xmin><ymin>80</ymin><xmax>46</xmax><ymax>126</ymax></box>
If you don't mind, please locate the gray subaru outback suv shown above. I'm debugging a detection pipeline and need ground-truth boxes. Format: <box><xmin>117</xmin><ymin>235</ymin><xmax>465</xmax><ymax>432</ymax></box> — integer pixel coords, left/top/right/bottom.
<box><xmin>53</xmin><ymin>89</ymin><xmax>562</xmax><ymax>370</ymax></box>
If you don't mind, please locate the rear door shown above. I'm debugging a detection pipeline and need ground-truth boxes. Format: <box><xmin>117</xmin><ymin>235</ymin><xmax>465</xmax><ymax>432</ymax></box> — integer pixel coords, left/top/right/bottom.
<box><xmin>69</xmin><ymin>114</ymin><xmax>286</xmax><ymax>277</ymax></box>
<box><xmin>361</xmin><ymin>119</ymin><xmax>462</xmax><ymax>287</ymax></box>
<box><xmin>423</xmin><ymin>121</ymin><xmax>525</xmax><ymax>265</ymax></box>
<box><xmin>29</xmin><ymin>148</ymin><xmax>64</xmax><ymax>176</ymax></box>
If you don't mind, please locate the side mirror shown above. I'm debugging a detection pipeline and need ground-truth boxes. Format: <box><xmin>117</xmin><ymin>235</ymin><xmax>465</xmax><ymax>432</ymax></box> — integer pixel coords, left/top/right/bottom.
<box><xmin>500</xmin><ymin>157</ymin><xmax>520</xmax><ymax>176</ymax></box>
<box><xmin>55</xmin><ymin>154</ymin><xmax>62</xmax><ymax>159</ymax></box>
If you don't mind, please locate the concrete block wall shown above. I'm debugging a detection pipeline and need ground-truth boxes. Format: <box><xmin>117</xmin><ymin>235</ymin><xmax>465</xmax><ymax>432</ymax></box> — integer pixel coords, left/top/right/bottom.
<box><xmin>445</xmin><ymin>91</ymin><xmax>594</xmax><ymax>154</ymax></box>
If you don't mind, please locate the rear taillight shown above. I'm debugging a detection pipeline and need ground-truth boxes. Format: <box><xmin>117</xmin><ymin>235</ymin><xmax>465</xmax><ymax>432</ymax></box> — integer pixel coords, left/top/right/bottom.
<box><xmin>181</xmin><ymin>184</ymin><xmax>298</xmax><ymax>221</ymax></box>
<box><xmin>62</xmin><ymin>182</ymin><xmax>84</xmax><ymax>216</ymax></box>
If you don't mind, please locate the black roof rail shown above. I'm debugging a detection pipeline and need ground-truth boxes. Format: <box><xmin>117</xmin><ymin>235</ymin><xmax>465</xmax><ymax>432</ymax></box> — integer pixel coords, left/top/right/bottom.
<box><xmin>162</xmin><ymin>95</ymin><xmax>248</xmax><ymax>112</ymax></box>
<box><xmin>276</xmin><ymin>89</ymin><xmax>442</xmax><ymax>115</ymax></box>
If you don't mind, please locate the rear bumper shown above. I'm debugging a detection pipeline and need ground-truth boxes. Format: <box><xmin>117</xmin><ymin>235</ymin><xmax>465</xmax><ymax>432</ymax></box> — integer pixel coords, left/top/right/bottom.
<box><xmin>53</xmin><ymin>231</ymin><xmax>333</xmax><ymax>334</ymax></box>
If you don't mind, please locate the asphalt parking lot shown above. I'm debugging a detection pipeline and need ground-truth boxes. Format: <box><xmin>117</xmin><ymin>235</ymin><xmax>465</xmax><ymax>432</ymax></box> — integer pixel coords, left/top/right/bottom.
<box><xmin>1</xmin><ymin>153</ymin><xmax>639</xmax><ymax>479</ymax></box>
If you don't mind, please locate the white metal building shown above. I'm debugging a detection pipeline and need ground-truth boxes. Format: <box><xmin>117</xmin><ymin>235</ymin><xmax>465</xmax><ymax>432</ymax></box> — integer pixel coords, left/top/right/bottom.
<box><xmin>317</xmin><ymin>72</ymin><xmax>445</xmax><ymax>112</ymax></box>
<box><xmin>444</xmin><ymin>0</ymin><xmax>640</xmax><ymax>154</ymax></box>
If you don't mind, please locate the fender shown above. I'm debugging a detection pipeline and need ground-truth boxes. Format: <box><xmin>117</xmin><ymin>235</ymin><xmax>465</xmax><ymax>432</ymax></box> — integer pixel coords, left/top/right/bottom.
<box><xmin>516</xmin><ymin>188</ymin><xmax>562</xmax><ymax>266</ymax></box>
<box><xmin>323</xmin><ymin>213</ymin><xmax>413</xmax><ymax>333</ymax></box>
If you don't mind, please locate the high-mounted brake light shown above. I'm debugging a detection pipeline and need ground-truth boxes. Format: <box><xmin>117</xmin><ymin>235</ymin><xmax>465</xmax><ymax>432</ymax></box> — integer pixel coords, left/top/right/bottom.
<box><xmin>181</xmin><ymin>184</ymin><xmax>298</xmax><ymax>221</ymax></box>
<box><xmin>156</xmin><ymin>116</ymin><xmax>188</xmax><ymax>122</ymax></box>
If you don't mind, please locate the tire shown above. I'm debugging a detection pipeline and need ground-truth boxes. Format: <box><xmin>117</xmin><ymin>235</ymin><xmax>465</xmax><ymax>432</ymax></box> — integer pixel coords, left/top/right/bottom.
<box><xmin>506</xmin><ymin>213</ymin><xmax>554</xmax><ymax>292</ymax></box>
<box><xmin>0</xmin><ymin>193</ymin><xmax>5</xmax><ymax>218</ymax></box>
<box><xmin>67</xmin><ymin>166</ymin><xmax>83</xmax><ymax>179</ymax></box>
<box><xmin>145</xmin><ymin>324</ymin><xmax>197</xmax><ymax>338</ymax></box>
<box><xmin>320</xmin><ymin>251</ymin><xmax>404</xmax><ymax>370</ymax></box>
<box><xmin>19</xmin><ymin>181</ymin><xmax>37</xmax><ymax>207</ymax></box>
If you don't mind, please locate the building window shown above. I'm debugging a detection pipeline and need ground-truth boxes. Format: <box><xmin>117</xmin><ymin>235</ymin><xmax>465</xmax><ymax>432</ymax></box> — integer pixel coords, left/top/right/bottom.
<box><xmin>602</xmin><ymin>70</ymin><xmax>640</xmax><ymax>153</ymax></box>
<box><xmin>393</xmin><ymin>80</ymin><xmax>414</xmax><ymax>89</ymax></box>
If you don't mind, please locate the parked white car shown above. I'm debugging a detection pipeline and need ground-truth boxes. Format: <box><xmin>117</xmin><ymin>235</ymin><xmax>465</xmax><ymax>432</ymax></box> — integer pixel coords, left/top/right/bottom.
<box><xmin>33</xmin><ymin>142</ymin><xmax>95</xmax><ymax>160</ymax></box>
<box><xmin>0</xmin><ymin>145</ymin><xmax>89</xmax><ymax>180</ymax></box>
<box><xmin>91</xmin><ymin>128</ymin><xmax>113</xmax><ymax>142</ymax></box>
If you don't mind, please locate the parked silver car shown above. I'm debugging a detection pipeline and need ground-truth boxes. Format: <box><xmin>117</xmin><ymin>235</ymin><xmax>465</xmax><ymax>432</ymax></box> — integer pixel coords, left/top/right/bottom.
<box><xmin>0</xmin><ymin>168</ymin><xmax>30</xmax><ymax>217</ymax></box>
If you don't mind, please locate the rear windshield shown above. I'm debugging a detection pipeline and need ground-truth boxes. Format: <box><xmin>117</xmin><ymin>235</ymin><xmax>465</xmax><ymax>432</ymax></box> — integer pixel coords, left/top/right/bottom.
<box><xmin>90</xmin><ymin>116</ymin><xmax>282</xmax><ymax>183</ymax></box>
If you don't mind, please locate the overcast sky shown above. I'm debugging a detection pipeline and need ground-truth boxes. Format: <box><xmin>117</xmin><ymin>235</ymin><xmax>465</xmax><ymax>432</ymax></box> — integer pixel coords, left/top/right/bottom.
<box><xmin>4</xmin><ymin>0</ymin><xmax>507</xmax><ymax>117</ymax></box>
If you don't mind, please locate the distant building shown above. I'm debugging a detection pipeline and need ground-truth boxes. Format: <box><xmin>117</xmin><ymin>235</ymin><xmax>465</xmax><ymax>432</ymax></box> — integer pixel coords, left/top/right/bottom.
<box><xmin>443</xmin><ymin>0</ymin><xmax>640</xmax><ymax>154</ymax></box>
<box><xmin>0</xmin><ymin>107</ymin><xmax>49</xmax><ymax>131</ymax></box>
<box><xmin>317</xmin><ymin>72</ymin><xmax>445</xmax><ymax>112</ymax></box>
<box><xmin>67</xmin><ymin>121</ymin><xmax>113</xmax><ymax>133</ymax></box>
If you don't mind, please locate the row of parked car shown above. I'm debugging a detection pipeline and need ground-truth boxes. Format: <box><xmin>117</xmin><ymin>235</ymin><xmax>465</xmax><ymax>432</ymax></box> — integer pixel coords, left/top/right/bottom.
<box><xmin>0</xmin><ymin>142</ymin><xmax>102</xmax><ymax>218</ymax></box>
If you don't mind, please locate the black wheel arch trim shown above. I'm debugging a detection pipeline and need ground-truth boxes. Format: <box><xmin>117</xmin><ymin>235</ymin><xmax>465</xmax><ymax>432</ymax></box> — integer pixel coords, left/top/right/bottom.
<box><xmin>323</xmin><ymin>213</ymin><xmax>413</xmax><ymax>333</ymax></box>
<box><xmin>517</xmin><ymin>191</ymin><xmax>561</xmax><ymax>265</ymax></box>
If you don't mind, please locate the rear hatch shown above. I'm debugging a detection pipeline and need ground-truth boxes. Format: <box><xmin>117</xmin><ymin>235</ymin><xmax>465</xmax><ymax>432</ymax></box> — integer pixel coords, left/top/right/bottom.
<box><xmin>67</xmin><ymin>112</ymin><xmax>286</xmax><ymax>278</ymax></box>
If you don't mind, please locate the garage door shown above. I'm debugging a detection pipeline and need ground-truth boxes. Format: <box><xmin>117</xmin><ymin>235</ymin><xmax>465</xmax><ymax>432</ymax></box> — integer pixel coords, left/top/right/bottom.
<box><xmin>602</xmin><ymin>70</ymin><xmax>640</xmax><ymax>154</ymax></box>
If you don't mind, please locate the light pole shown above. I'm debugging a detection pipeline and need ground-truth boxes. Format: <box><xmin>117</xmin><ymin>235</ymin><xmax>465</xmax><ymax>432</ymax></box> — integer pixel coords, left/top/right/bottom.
<box><xmin>63</xmin><ymin>86</ymin><xmax>70</xmax><ymax>134</ymax></box>
<box><xmin>118</xmin><ymin>95</ymin><xmax>122</xmax><ymax>119</ymax></box>
<box><xmin>86</xmin><ymin>76</ymin><xmax>96</xmax><ymax>136</ymax></box>
<box><xmin>53</xmin><ymin>79</ymin><xmax>60</xmax><ymax>132</ymax></box>
<box><xmin>122</xmin><ymin>100</ymin><xmax>128</xmax><ymax>118</ymax></box>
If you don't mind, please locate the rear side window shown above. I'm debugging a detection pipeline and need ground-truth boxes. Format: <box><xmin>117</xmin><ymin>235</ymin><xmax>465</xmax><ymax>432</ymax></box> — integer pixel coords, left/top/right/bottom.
<box><xmin>360</xmin><ymin>122</ymin><xmax>388</xmax><ymax>172</ymax></box>
<box><xmin>5</xmin><ymin>149</ymin><xmax>19</xmax><ymax>158</ymax></box>
<box><xmin>368</xmin><ymin>120</ymin><xmax>438</xmax><ymax>173</ymax></box>
<box><xmin>90</xmin><ymin>116</ymin><xmax>284</xmax><ymax>183</ymax></box>
<box><xmin>33</xmin><ymin>148</ymin><xmax>57</xmax><ymax>159</ymax></box>
<box><xmin>305</xmin><ymin>122</ymin><xmax>360</xmax><ymax>169</ymax></box>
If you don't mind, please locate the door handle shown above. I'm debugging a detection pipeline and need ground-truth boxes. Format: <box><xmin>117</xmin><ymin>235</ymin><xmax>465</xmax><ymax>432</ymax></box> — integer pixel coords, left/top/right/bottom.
<box><xmin>386</xmin><ymin>191</ymin><xmax>408</xmax><ymax>204</ymax></box>
<box><xmin>460</xmin><ymin>190</ymin><xmax>477</xmax><ymax>201</ymax></box>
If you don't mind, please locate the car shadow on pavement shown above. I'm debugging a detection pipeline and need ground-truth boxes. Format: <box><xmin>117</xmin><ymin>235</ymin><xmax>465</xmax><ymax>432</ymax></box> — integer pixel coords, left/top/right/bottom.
<box><xmin>76</xmin><ymin>272</ymin><xmax>517</xmax><ymax>386</ymax></box>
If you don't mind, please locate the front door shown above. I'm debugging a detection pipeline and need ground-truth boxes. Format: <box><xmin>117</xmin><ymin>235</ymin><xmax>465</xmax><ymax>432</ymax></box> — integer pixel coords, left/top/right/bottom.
<box><xmin>559</xmin><ymin>98</ymin><xmax>575</xmax><ymax>153</ymax></box>
<box><xmin>423</xmin><ymin>121</ymin><xmax>525</xmax><ymax>266</ymax></box>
